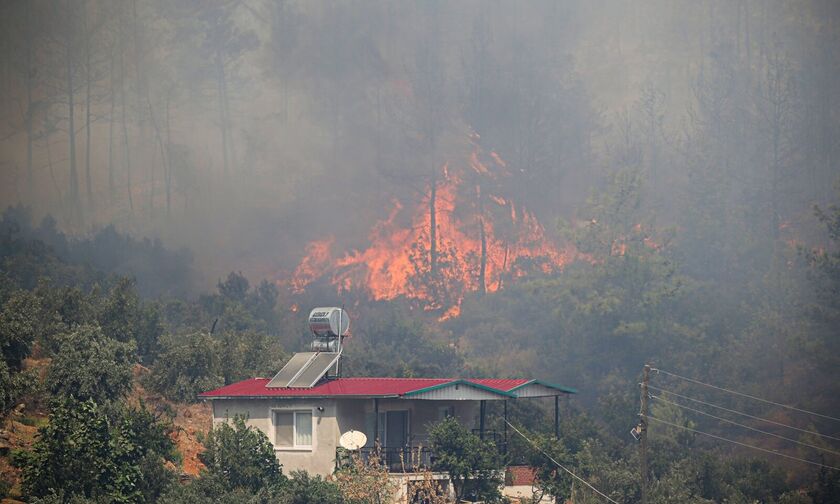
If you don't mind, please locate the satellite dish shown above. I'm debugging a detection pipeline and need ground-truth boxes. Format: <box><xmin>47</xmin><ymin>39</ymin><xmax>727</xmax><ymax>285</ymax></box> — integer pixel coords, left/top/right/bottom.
<box><xmin>339</xmin><ymin>430</ymin><xmax>367</xmax><ymax>450</ymax></box>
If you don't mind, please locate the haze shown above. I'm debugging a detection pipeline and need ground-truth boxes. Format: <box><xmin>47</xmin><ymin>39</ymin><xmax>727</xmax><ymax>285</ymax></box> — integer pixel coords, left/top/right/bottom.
<box><xmin>0</xmin><ymin>1</ymin><xmax>839</xmax><ymax>499</ymax></box>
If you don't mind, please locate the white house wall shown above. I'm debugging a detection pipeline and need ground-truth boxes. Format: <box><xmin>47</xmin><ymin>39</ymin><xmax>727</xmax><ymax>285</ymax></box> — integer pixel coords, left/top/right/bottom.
<box><xmin>212</xmin><ymin>398</ymin><xmax>340</xmax><ymax>476</ymax></box>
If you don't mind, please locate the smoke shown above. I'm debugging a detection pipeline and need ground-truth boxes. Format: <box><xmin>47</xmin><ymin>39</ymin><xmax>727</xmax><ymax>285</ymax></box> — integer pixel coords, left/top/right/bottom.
<box><xmin>0</xmin><ymin>0</ymin><xmax>838</xmax><ymax>296</ymax></box>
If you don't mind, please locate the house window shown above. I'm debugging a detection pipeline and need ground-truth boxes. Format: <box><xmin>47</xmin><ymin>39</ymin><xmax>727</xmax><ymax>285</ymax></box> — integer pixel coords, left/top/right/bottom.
<box><xmin>295</xmin><ymin>411</ymin><xmax>312</xmax><ymax>446</ymax></box>
<box><xmin>437</xmin><ymin>406</ymin><xmax>454</xmax><ymax>421</ymax></box>
<box><xmin>274</xmin><ymin>410</ymin><xmax>313</xmax><ymax>449</ymax></box>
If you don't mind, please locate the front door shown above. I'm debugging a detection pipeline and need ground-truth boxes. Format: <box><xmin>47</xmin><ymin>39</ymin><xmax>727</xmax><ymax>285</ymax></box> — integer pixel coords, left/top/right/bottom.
<box><xmin>384</xmin><ymin>410</ymin><xmax>409</xmax><ymax>471</ymax></box>
<box><xmin>385</xmin><ymin>410</ymin><xmax>408</xmax><ymax>448</ymax></box>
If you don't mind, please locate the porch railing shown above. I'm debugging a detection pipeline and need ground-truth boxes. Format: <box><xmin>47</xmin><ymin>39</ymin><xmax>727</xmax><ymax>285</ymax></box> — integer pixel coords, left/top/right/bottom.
<box><xmin>336</xmin><ymin>446</ymin><xmax>435</xmax><ymax>473</ymax></box>
<box><xmin>335</xmin><ymin>430</ymin><xmax>507</xmax><ymax>473</ymax></box>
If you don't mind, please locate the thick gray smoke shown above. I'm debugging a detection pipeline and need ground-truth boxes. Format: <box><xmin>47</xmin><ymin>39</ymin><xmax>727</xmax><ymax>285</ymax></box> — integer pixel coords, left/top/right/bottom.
<box><xmin>0</xmin><ymin>0</ymin><xmax>837</xmax><ymax>290</ymax></box>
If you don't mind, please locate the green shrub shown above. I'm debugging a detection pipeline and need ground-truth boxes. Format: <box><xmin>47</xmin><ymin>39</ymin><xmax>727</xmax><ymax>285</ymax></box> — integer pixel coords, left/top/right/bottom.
<box><xmin>45</xmin><ymin>325</ymin><xmax>136</xmax><ymax>403</ymax></box>
<box><xmin>276</xmin><ymin>471</ymin><xmax>343</xmax><ymax>504</ymax></box>
<box><xmin>0</xmin><ymin>478</ymin><xmax>11</xmax><ymax>499</ymax></box>
<box><xmin>199</xmin><ymin>415</ymin><xmax>285</xmax><ymax>493</ymax></box>
<box><xmin>145</xmin><ymin>332</ymin><xmax>224</xmax><ymax>403</ymax></box>
<box><xmin>15</xmin><ymin>398</ymin><xmax>176</xmax><ymax>503</ymax></box>
<box><xmin>0</xmin><ymin>360</ymin><xmax>39</xmax><ymax>417</ymax></box>
<box><xmin>0</xmin><ymin>290</ymin><xmax>39</xmax><ymax>369</ymax></box>
<box><xmin>429</xmin><ymin>416</ymin><xmax>503</xmax><ymax>502</ymax></box>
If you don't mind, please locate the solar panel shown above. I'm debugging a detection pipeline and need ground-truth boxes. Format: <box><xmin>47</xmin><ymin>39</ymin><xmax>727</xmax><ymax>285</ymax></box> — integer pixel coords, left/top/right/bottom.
<box><xmin>287</xmin><ymin>352</ymin><xmax>340</xmax><ymax>388</ymax></box>
<box><xmin>266</xmin><ymin>352</ymin><xmax>318</xmax><ymax>388</ymax></box>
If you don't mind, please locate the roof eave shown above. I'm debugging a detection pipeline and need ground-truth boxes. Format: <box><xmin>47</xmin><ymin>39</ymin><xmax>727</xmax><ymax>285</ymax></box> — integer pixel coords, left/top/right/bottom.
<box><xmin>200</xmin><ymin>393</ymin><xmax>403</xmax><ymax>400</ymax></box>
<box><xmin>507</xmin><ymin>379</ymin><xmax>578</xmax><ymax>395</ymax></box>
<box><xmin>403</xmin><ymin>379</ymin><xmax>517</xmax><ymax>398</ymax></box>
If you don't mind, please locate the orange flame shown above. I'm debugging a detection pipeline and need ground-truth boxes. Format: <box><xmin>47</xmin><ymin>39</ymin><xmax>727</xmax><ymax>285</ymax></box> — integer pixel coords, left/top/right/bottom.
<box><xmin>490</xmin><ymin>151</ymin><xmax>507</xmax><ymax>168</ymax></box>
<box><xmin>291</xmin><ymin>142</ymin><xmax>579</xmax><ymax>317</ymax></box>
<box><xmin>291</xmin><ymin>237</ymin><xmax>334</xmax><ymax>292</ymax></box>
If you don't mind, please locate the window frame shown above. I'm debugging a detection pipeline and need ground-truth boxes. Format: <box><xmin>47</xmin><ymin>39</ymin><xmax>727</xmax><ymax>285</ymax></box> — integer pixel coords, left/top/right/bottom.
<box><xmin>271</xmin><ymin>407</ymin><xmax>315</xmax><ymax>451</ymax></box>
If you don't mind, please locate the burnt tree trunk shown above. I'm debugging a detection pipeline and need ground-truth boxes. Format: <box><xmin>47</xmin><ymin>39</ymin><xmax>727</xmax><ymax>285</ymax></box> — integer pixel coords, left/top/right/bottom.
<box><xmin>107</xmin><ymin>44</ymin><xmax>116</xmax><ymax>204</ymax></box>
<box><xmin>215</xmin><ymin>47</ymin><xmax>230</xmax><ymax>175</ymax></box>
<box><xmin>84</xmin><ymin>20</ymin><xmax>93</xmax><ymax>210</ymax></box>
<box><xmin>478</xmin><ymin>185</ymin><xmax>487</xmax><ymax>296</ymax></box>
<box><xmin>164</xmin><ymin>94</ymin><xmax>172</xmax><ymax>217</ymax></box>
<box><xmin>24</xmin><ymin>1</ymin><xmax>34</xmax><ymax>201</ymax></box>
<box><xmin>147</xmin><ymin>94</ymin><xmax>170</xmax><ymax>219</ymax></box>
<box><xmin>120</xmin><ymin>41</ymin><xmax>133</xmax><ymax>213</ymax></box>
<box><xmin>65</xmin><ymin>2</ymin><xmax>81</xmax><ymax>226</ymax></box>
<box><xmin>44</xmin><ymin>114</ymin><xmax>62</xmax><ymax>202</ymax></box>
<box><xmin>429</xmin><ymin>172</ymin><xmax>438</xmax><ymax>277</ymax></box>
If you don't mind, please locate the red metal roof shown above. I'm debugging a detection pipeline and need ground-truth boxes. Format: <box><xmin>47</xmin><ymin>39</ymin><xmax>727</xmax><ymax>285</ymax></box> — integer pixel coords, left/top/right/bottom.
<box><xmin>199</xmin><ymin>376</ymin><xmax>536</xmax><ymax>399</ymax></box>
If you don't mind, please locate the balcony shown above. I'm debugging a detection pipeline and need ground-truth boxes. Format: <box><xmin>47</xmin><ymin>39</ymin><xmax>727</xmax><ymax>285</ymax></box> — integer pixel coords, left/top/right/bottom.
<box><xmin>335</xmin><ymin>430</ymin><xmax>506</xmax><ymax>474</ymax></box>
<box><xmin>336</xmin><ymin>446</ymin><xmax>434</xmax><ymax>473</ymax></box>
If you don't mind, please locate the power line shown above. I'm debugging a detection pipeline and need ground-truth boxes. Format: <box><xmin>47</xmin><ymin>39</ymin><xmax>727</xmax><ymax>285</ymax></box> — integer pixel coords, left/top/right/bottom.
<box><xmin>651</xmin><ymin>394</ymin><xmax>840</xmax><ymax>457</ymax></box>
<box><xmin>646</xmin><ymin>416</ymin><xmax>840</xmax><ymax>472</ymax></box>
<box><xmin>647</xmin><ymin>384</ymin><xmax>840</xmax><ymax>443</ymax></box>
<box><xmin>651</xmin><ymin>368</ymin><xmax>840</xmax><ymax>423</ymax></box>
<box><xmin>503</xmin><ymin>419</ymin><xmax>620</xmax><ymax>504</ymax></box>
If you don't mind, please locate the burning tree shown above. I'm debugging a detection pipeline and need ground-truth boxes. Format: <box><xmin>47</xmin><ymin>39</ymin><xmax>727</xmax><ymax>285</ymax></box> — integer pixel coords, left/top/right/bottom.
<box><xmin>407</xmin><ymin>232</ymin><xmax>466</xmax><ymax>315</ymax></box>
<box><xmin>290</xmin><ymin>138</ymin><xmax>578</xmax><ymax>319</ymax></box>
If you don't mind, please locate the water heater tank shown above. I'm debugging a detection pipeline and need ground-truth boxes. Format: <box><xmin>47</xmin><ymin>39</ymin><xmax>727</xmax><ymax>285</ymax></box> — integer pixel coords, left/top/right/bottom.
<box><xmin>308</xmin><ymin>307</ymin><xmax>350</xmax><ymax>337</ymax></box>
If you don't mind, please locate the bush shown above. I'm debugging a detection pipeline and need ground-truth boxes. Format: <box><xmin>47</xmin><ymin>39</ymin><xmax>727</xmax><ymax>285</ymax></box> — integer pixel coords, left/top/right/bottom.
<box><xmin>45</xmin><ymin>325</ymin><xmax>136</xmax><ymax>403</ymax></box>
<box><xmin>97</xmin><ymin>277</ymin><xmax>164</xmax><ymax>363</ymax></box>
<box><xmin>160</xmin><ymin>470</ymin><xmax>344</xmax><ymax>504</ymax></box>
<box><xmin>145</xmin><ymin>332</ymin><xmax>224</xmax><ymax>403</ymax></box>
<box><xmin>333</xmin><ymin>452</ymin><xmax>396</xmax><ymax>504</ymax></box>
<box><xmin>199</xmin><ymin>415</ymin><xmax>285</xmax><ymax>493</ymax></box>
<box><xmin>15</xmin><ymin>398</ymin><xmax>176</xmax><ymax>503</ymax></box>
<box><xmin>158</xmin><ymin>474</ymin><xmax>257</xmax><ymax>504</ymax></box>
<box><xmin>0</xmin><ymin>359</ymin><xmax>42</xmax><ymax>418</ymax></box>
<box><xmin>525</xmin><ymin>433</ymin><xmax>574</xmax><ymax>502</ymax></box>
<box><xmin>0</xmin><ymin>289</ymin><xmax>39</xmax><ymax>369</ymax></box>
<box><xmin>217</xmin><ymin>330</ymin><xmax>287</xmax><ymax>386</ymax></box>
<box><xmin>277</xmin><ymin>471</ymin><xmax>343</xmax><ymax>504</ymax></box>
<box><xmin>146</xmin><ymin>330</ymin><xmax>286</xmax><ymax>403</ymax></box>
<box><xmin>30</xmin><ymin>492</ymin><xmax>112</xmax><ymax>503</ymax></box>
<box><xmin>429</xmin><ymin>416</ymin><xmax>504</xmax><ymax>502</ymax></box>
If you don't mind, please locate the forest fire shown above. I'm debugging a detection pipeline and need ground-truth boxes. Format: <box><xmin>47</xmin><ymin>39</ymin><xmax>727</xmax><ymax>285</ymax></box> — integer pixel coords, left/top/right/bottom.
<box><xmin>291</xmin><ymin>143</ymin><xmax>579</xmax><ymax>318</ymax></box>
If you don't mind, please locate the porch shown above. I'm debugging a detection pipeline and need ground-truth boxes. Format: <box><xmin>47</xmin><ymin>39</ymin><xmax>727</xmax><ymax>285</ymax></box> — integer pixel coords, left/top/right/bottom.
<box><xmin>335</xmin><ymin>429</ymin><xmax>506</xmax><ymax>473</ymax></box>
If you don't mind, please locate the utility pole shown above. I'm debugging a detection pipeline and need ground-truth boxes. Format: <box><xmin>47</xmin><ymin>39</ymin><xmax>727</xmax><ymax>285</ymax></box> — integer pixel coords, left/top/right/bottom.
<box><xmin>639</xmin><ymin>364</ymin><xmax>651</xmax><ymax>504</ymax></box>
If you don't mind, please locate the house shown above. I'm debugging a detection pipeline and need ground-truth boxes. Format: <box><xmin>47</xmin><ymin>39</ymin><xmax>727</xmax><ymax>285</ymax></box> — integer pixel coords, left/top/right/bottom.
<box><xmin>199</xmin><ymin>307</ymin><xmax>576</xmax><ymax>500</ymax></box>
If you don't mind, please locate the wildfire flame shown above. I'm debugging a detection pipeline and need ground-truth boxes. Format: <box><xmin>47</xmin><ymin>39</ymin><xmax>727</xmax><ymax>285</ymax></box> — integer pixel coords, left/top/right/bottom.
<box><xmin>291</xmin><ymin>141</ymin><xmax>579</xmax><ymax>319</ymax></box>
<box><xmin>291</xmin><ymin>237</ymin><xmax>335</xmax><ymax>292</ymax></box>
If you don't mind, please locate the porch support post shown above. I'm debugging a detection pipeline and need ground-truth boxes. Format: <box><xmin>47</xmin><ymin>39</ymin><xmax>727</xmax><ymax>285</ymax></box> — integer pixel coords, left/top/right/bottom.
<box><xmin>554</xmin><ymin>395</ymin><xmax>560</xmax><ymax>439</ymax></box>
<box><xmin>503</xmin><ymin>400</ymin><xmax>508</xmax><ymax>455</ymax></box>
<box><xmin>479</xmin><ymin>400</ymin><xmax>486</xmax><ymax>440</ymax></box>
<box><xmin>374</xmin><ymin>398</ymin><xmax>380</xmax><ymax>447</ymax></box>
